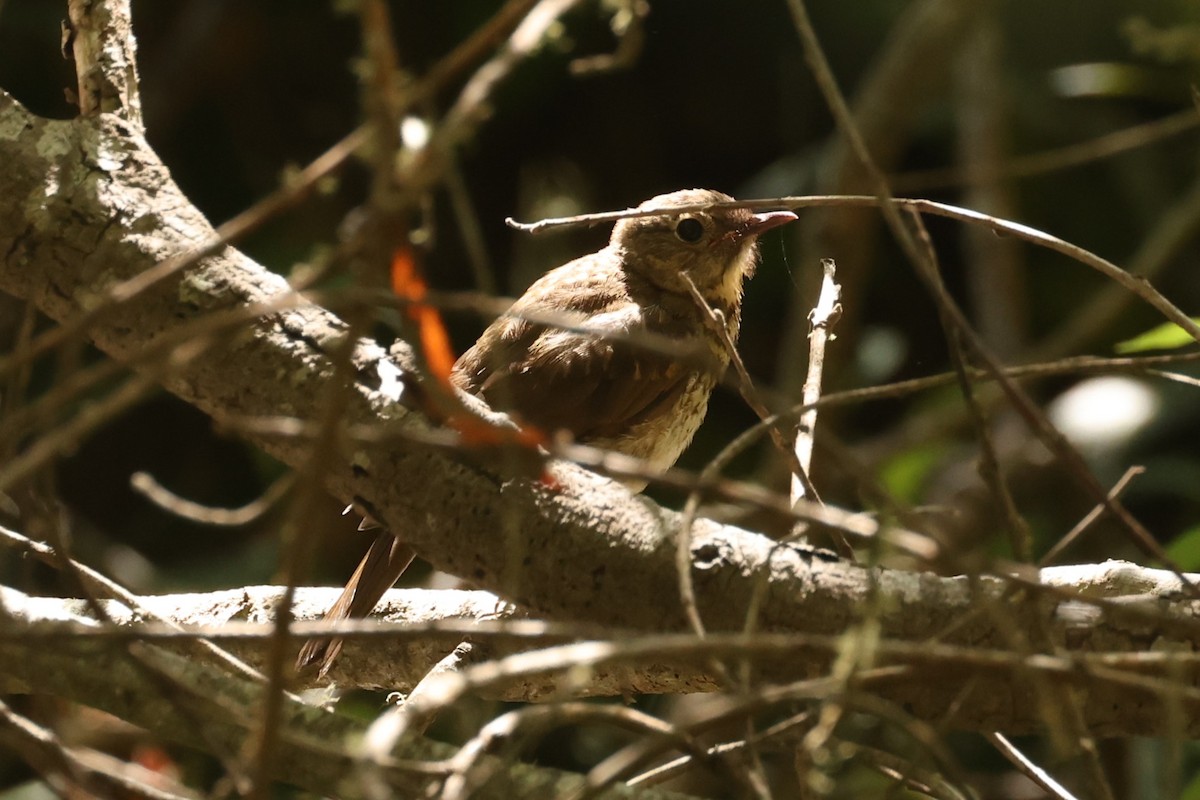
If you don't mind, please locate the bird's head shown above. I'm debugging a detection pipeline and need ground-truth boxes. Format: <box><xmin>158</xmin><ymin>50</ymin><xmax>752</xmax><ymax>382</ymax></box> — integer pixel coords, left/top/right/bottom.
<box><xmin>609</xmin><ymin>188</ymin><xmax>796</xmax><ymax>303</ymax></box>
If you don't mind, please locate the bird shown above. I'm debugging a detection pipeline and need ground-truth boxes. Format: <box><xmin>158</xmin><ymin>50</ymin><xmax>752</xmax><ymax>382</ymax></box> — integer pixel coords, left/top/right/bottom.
<box><xmin>297</xmin><ymin>188</ymin><xmax>797</xmax><ymax>676</ymax></box>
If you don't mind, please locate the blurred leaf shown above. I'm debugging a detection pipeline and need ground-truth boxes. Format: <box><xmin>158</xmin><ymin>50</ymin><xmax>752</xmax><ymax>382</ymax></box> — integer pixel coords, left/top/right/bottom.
<box><xmin>1048</xmin><ymin>62</ymin><xmax>1187</xmax><ymax>102</ymax></box>
<box><xmin>1180</xmin><ymin>744</ymin><xmax>1200</xmax><ymax>800</ymax></box>
<box><xmin>880</xmin><ymin>443</ymin><xmax>946</xmax><ymax>503</ymax></box>
<box><xmin>1114</xmin><ymin>320</ymin><xmax>1200</xmax><ymax>353</ymax></box>
<box><xmin>1167</xmin><ymin>525</ymin><xmax>1200</xmax><ymax>571</ymax></box>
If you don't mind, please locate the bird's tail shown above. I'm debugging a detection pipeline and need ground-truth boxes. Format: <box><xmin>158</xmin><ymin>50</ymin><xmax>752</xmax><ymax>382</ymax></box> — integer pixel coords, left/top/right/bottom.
<box><xmin>295</xmin><ymin>530</ymin><xmax>417</xmax><ymax>677</ymax></box>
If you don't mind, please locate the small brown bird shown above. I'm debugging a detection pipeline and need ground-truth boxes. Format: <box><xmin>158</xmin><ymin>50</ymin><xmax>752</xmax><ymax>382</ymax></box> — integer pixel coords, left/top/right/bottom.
<box><xmin>298</xmin><ymin>189</ymin><xmax>796</xmax><ymax>675</ymax></box>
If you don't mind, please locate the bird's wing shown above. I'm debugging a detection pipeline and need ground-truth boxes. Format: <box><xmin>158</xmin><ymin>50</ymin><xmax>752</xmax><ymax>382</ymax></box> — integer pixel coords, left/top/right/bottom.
<box><xmin>454</xmin><ymin>310</ymin><xmax>694</xmax><ymax>444</ymax></box>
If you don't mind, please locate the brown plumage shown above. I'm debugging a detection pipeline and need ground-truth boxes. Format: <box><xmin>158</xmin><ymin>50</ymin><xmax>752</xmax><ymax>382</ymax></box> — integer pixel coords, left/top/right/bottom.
<box><xmin>297</xmin><ymin>189</ymin><xmax>796</xmax><ymax>676</ymax></box>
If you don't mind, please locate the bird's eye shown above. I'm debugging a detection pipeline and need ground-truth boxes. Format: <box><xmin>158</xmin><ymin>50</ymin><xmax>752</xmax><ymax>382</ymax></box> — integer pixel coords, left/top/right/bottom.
<box><xmin>674</xmin><ymin>217</ymin><xmax>705</xmax><ymax>244</ymax></box>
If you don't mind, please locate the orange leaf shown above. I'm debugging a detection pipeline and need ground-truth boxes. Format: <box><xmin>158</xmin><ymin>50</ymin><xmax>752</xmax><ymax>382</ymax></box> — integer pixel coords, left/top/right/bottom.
<box><xmin>390</xmin><ymin>245</ymin><xmax>427</xmax><ymax>301</ymax></box>
<box><xmin>391</xmin><ymin>246</ymin><xmax>549</xmax><ymax>476</ymax></box>
<box><xmin>391</xmin><ymin>246</ymin><xmax>456</xmax><ymax>386</ymax></box>
<box><xmin>416</xmin><ymin>305</ymin><xmax>456</xmax><ymax>384</ymax></box>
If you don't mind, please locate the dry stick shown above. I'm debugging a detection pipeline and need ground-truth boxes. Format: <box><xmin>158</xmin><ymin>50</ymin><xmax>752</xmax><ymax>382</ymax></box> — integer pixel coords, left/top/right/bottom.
<box><xmin>441</xmin><ymin>703</ymin><xmax>729</xmax><ymax>800</ymax></box>
<box><xmin>249</xmin><ymin>323</ymin><xmax>367</xmax><ymax>800</ymax></box>
<box><xmin>358</xmin><ymin>0</ymin><xmax>407</xmax><ymax>202</ymax></box>
<box><xmin>0</xmin><ymin>524</ymin><xmax>269</xmax><ymax>683</ymax></box>
<box><xmin>1030</xmin><ymin>169</ymin><xmax>1200</xmax><ymax>362</ymax></box>
<box><xmin>0</xmin><ymin>371</ymin><xmax>167</xmax><ymax>495</ymax></box>
<box><xmin>904</xmin><ymin>218</ymin><xmax>1120</xmax><ymax>797</ymax></box>
<box><xmin>612</xmin><ymin>710</ymin><xmax>815</xmax><ymax>793</ymax></box>
<box><xmin>955</xmin><ymin>14</ymin><xmax>1027</xmax><ymax>357</ymax></box>
<box><xmin>2</xmin><ymin>292</ymin><xmax>345</xmax><ymax>787</ymax></box>
<box><xmin>0</xmin><ymin>301</ymin><xmax>39</xmax><ymax>463</ymax></box>
<box><xmin>591</xmin><ymin>714</ymin><xmax>814</xmax><ymax>798</ymax></box>
<box><xmin>508</xmin><ymin>194</ymin><xmax>1200</xmax><ymax>349</ymax></box>
<box><xmin>422</xmin><ymin>0</ymin><xmax>541</xmax><ymax>93</ymax></box>
<box><xmin>853</xmin><ymin>742</ymin><xmax>971</xmax><ymax>800</ymax></box>
<box><xmin>444</xmin><ymin>156</ymin><xmax>499</xmax><ymax>295</ymax></box>
<box><xmin>913</xmin><ymin>245</ymin><xmax>1191</xmax><ymax>581</ymax></box>
<box><xmin>789</xmin><ymin>259</ymin><xmax>840</xmax><ymax>542</ymax></box>
<box><xmin>986</xmin><ymin>732</ymin><xmax>1080</xmax><ymax>800</ymax></box>
<box><xmin>903</xmin><ymin>212</ymin><xmax>1105</xmax><ymax>779</ymax></box>
<box><xmin>792</xmin><ymin>258</ymin><xmax>840</xmax><ymax>504</ymax></box>
<box><xmin>353</xmin><ymin>644</ymin><xmax>481</xmax><ymax>800</ymax></box>
<box><xmin>0</xmin><ymin>698</ymin><xmax>198</xmax><ymax>800</ymax></box>
<box><xmin>783</xmin><ymin>6</ymin><xmax>1001</xmax><ymax>785</ymax></box>
<box><xmin>130</xmin><ymin>471</ymin><xmax>295</xmax><ymax>527</ymax></box>
<box><xmin>67</xmin><ymin>0</ymin><xmax>142</xmax><ymax>125</ymax></box>
<box><xmin>678</xmin><ymin>274</ymin><xmax>817</xmax><ymax>497</ymax></box>
<box><xmin>371</xmin><ymin>0</ymin><xmax>597</xmax><ymax>542</ymax></box>
<box><xmin>1039</xmin><ymin>466</ymin><xmax>1146</xmax><ymax>567</ymax></box>
<box><xmin>568</xmin><ymin>0</ymin><xmax>650</xmax><ymax>76</ymax></box>
<box><xmin>404</xmin><ymin>0</ymin><xmax>592</xmax><ymax>191</ymax></box>
<box><xmin>249</xmin><ymin>13</ymin><xmax>407</xmax><ymax>784</ymax></box>
<box><xmin>297</xmin><ymin>2</ymin><xmax>598</xmax><ymax>786</ymax></box>
<box><xmin>255</xmin><ymin>0</ymin><xmax>527</xmax><ymax>778</ymax></box>
<box><xmin>894</xmin><ymin>107</ymin><xmax>1200</xmax><ymax>192</ymax></box>
<box><xmin>34</xmin><ymin>7</ymin><xmax>284</xmax><ymax>788</ymax></box>
<box><xmin>663</xmin><ymin>351</ymin><xmax>1200</xmax><ymax>578</ymax></box>
<box><xmin>877</xmin><ymin>172</ymin><xmax>1200</xmax><ymax>466</ymax></box>
<box><xmin>670</xmin><ymin>273</ymin><xmax>825</xmax><ymax>645</ymax></box>
<box><xmin>907</xmin><ymin>209</ymin><xmax>1033</xmax><ymax>562</ymax></box>
<box><xmin>9</xmin><ymin>515</ymin><xmax>268</xmax><ymax>796</ymax></box>
<box><xmin>0</xmin><ymin>287</ymin><xmax>362</xmax><ymax>492</ymax></box>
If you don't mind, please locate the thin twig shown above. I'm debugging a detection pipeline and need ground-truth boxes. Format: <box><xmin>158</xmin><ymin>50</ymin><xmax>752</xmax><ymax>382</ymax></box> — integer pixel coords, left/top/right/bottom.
<box><xmin>508</xmin><ymin>194</ymin><xmax>1200</xmax><ymax>348</ymax></box>
<box><xmin>0</xmin><ymin>698</ymin><xmax>199</xmax><ymax>800</ymax></box>
<box><xmin>789</xmin><ymin>258</ymin><xmax>840</xmax><ymax>544</ymax></box>
<box><xmin>0</xmin><ymin>524</ymin><xmax>267</xmax><ymax>683</ymax></box>
<box><xmin>894</xmin><ymin>108</ymin><xmax>1200</xmax><ymax>192</ymax></box>
<box><xmin>678</xmin><ymin>272</ymin><xmax>816</xmax><ymax>497</ymax></box>
<box><xmin>569</xmin><ymin>0</ymin><xmax>649</xmax><ymax>76</ymax></box>
<box><xmin>907</xmin><ymin>208</ymin><xmax>1032</xmax><ymax>561</ymax></box>
<box><xmin>1039</xmin><ymin>465</ymin><xmax>1146</xmax><ymax>567</ymax></box>
<box><xmin>130</xmin><ymin>471</ymin><xmax>295</xmax><ymax>527</ymax></box>
<box><xmin>986</xmin><ymin>732</ymin><xmax>1081</xmax><ymax>800</ymax></box>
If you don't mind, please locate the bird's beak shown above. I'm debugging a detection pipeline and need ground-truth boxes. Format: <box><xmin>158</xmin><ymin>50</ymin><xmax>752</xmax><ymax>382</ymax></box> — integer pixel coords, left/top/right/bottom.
<box><xmin>739</xmin><ymin>209</ymin><xmax>798</xmax><ymax>239</ymax></box>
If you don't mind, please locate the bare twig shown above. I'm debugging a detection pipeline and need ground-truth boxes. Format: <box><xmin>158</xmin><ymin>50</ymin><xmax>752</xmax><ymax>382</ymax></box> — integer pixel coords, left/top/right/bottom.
<box><xmin>790</xmin><ymin>259</ymin><xmax>840</xmax><ymax>532</ymax></box>
<box><xmin>508</xmin><ymin>194</ymin><xmax>1200</xmax><ymax>348</ymax></box>
<box><xmin>986</xmin><ymin>732</ymin><xmax>1081</xmax><ymax>800</ymax></box>
<box><xmin>569</xmin><ymin>0</ymin><xmax>650</xmax><ymax>76</ymax></box>
<box><xmin>894</xmin><ymin>108</ymin><xmax>1200</xmax><ymax>192</ymax></box>
<box><xmin>130</xmin><ymin>470</ymin><xmax>294</xmax><ymax>527</ymax></box>
<box><xmin>1039</xmin><ymin>465</ymin><xmax>1146</xmax><ymax>566</ymax></box>
<box><xmin>402</xmin><ymin>0</ymin><xmax>592</xmax><ymax>191</ymax></box>
<box><xmin>0</xmin><ymin>698</ymin><xmax>198</xmax><ymax>800</ymax></box>
<box><xmin>907</xmin><ymin>208</ymin><xmax>1032</xmax><ymax>561</ymax></box>
<box><xmin>0</xmin><ymin>524</ymin><xmax>267</xmax><ymax>683</ymax></box>
<box><xmin>679</xmin><ymin>273</ymin><xmax>816</xmax><ymax>497</ymax></box>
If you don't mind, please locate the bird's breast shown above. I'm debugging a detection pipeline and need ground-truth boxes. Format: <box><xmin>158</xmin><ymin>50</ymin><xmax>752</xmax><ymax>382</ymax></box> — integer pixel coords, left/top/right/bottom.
<box><xmin>599</xmin><ymin>371</ymin><xmax>717</xmax><ymax>472</ymax></box>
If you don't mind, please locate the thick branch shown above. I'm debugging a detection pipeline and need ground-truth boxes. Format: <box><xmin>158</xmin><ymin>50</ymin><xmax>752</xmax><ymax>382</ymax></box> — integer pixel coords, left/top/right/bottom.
<box><xmin>0</xmin><ymin>586</ymin><xmax>687</xmax><ymax>800</ymax></box>
<box><xmin>3</xmin><ymin>94</ymin><xmax>1200</xmax><ymax>736</ymax></box>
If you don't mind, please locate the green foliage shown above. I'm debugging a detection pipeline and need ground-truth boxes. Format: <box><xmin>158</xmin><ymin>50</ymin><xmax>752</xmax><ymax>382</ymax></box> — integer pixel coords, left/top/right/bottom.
<box><xmin>1116</xmin><ymin>320</ymin><xmax>1200</xmax><ymax>353</ymax></box>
